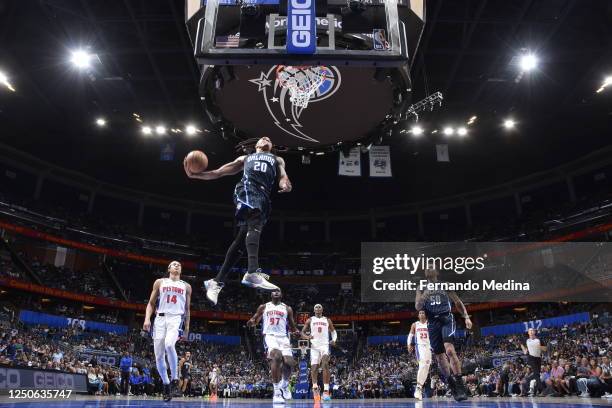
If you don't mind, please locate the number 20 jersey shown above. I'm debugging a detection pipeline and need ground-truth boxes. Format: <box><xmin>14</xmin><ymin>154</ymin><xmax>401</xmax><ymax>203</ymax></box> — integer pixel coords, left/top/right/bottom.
<box><xmin>157</xmin><ymin>278</ymin><xmax>187</xmax><ymax>315</ymax></box>
<box><xmin>262</xmin><ymin>302</ymin><xmax>288</xmax><ymax>336</ymax></box>
<box><xmin>241</xmin><ymin>153</ymin><xmax>278</xmax><ymax>197</ymax></box>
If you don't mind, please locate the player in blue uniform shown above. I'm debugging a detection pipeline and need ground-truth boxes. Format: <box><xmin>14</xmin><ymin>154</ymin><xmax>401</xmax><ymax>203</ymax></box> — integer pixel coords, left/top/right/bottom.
<box><xmin>415</xmin><ymin>268</ymin><xmax>472</xmax><ymax>401</ymax></box>
<box><xmin>184</xmin><ymin>137</ymin><xmax>292</xmax><ymax>305</ymax></box>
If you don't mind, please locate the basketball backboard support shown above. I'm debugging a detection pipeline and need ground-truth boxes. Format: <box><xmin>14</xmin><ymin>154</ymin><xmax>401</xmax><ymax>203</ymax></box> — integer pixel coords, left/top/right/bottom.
<box><xmin>184</xmin><ymin>0</ymin><xmax>427</xmax><ymax>153</ymax></box>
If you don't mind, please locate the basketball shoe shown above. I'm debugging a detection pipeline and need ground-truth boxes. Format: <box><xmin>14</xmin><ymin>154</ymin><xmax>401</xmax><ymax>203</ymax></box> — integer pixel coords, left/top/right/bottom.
<box><xmin>241</xmin><ymin>269</ymin><xmax>279</xmax><ymax>290</ymax></box>
<box><xmin>414</xmin><ymin>384</ymin><xmax>423</xmax><ymax>400</ymax></box>
<box><xmin>204</xmin><ymin>279</ymin><xmax>223</xmax><ymax>305</ymax></box>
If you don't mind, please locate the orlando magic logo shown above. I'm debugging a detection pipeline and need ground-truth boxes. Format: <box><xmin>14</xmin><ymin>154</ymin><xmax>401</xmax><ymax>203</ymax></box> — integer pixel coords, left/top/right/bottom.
<box><xmin>249</xmin><ymin>66</ymin><xmax>341</xmax><ymax>143</ymax></box>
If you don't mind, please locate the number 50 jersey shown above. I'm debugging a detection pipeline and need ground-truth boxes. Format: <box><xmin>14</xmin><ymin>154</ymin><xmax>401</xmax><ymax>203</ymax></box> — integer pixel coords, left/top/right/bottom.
<box><xmin>262</xmin><ymin>302</ymin><xmax>288</xmax><ymax>336</ymax></box>
<box><xmin>423</xmin><ymin>289</ymin><xmax>452</xmax><ymax>317</ymax></box>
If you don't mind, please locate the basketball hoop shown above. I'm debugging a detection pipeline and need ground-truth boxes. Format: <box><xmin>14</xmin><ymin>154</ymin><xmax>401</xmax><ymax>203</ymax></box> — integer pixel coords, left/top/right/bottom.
<box><xmin>276</xmin><ymin>65</ymin><xmax>328</xmax><ymax>109</ymax></box>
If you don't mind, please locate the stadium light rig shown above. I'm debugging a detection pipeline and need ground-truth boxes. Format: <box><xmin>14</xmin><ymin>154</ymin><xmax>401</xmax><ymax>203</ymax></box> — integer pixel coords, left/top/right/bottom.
<box><xmin>0</xmin><ymin>70</ymin><xmax>15</xmax><ymax>92</ymax></box>
<box><xmin>155</xmin><ymin>125</ymin><xmax>167</xmax><ymax>136</ymax></box>
<box><xmin>95</xmin><ymin>118</ymin><xmax>107</xmax><ymax>127</ymax></box>
<box><xmin>457</xmin><ymin>127</ymin><xmax>468</xmax><ymax>137</ymax></box>
<box><xmin>142</xmin><ymin>126</ymin><xmax>153</xmax><ymax>135</ymax></box>
<box><xmin>443</xmin><ymin>127</ymin><xmax>455</xmax><ymax>137</ymax></box>
<box><xmin>596</xmin><ymin>76</ymin><xmax>612</xmax><ymax>93</ymax></box>
<box><xmin>467</xmin><ymin>116</ymin><xmax>477</xmax><ymax>125</ymax></box>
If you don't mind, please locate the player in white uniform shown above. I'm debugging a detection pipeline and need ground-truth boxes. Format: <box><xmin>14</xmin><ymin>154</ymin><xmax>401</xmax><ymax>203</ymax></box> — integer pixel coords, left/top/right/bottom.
<box><xmin>407</xmin><ymin>310</ymin><xmax>431</xmax><ymax>401</ymax></box>
<box><xmin>143</xmin><ymin>261</ymin><xmax>192</xmax><ymax>402</ymax></box>
<box><xmin>301</xmin><ymin>304</ymin><xmax>337</xmax><ymax>402</ymax></box>
<box><xmin>208</xmin><ymin>365</ymin><xmax>219</xmax><ymax>399</ymax></box>
<box><xmin>247</xmin><ymin>289</ymin><xmax>299</xmax><ymax>404</ymax></box>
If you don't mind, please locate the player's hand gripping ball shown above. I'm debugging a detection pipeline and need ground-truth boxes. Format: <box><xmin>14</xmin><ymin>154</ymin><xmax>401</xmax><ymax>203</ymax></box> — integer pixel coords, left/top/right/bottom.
<box><xmin>184</xmin><ymin>150</ymin><xmax>208</xmax><ymax>176</ymax></box>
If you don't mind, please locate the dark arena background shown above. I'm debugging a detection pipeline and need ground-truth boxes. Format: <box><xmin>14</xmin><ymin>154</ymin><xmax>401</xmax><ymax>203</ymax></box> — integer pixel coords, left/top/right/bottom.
<box><xmin>0</xmin><ymin>0</ymin><xmax>612</xmax><ymax>408</ymax></box>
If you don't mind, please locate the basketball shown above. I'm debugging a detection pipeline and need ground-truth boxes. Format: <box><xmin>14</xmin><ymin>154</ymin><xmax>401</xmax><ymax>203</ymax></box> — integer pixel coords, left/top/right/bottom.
<box><xmin>185</xmin><ymin>150</ymin><xmax>208</xmax><ymax>173</ymax></box>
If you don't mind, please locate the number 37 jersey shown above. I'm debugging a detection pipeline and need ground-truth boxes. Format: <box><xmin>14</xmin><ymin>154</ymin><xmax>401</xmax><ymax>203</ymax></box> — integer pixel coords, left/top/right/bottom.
<box><xmin>157</xmin><ymin>278</ymin><xmax>187</xmax><ymax>315</ymax></box>
<box><xmin>262</xmin><ymin>302</ymin><xmax>288</xmax><ymax>336</ymax></box>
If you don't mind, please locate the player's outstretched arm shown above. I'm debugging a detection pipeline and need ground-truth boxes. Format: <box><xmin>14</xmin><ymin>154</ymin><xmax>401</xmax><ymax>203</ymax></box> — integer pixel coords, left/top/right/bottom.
<box><xmin>301</xmin><ymin>317</ymin><xmax>312</xmax><ymax>340</ymax></box>
<box><xmin>247</xmin><ymin>304</ymin><xmax>266</xmax><ymax>327</ymax></box>
<box><xmin>328</xmin><ymin>318</ymin><xmax>338</xmax><ymax>346</ymax></box>
<box><xmin>449</xmin><ymin>291</ymin><xmax>472</xmax><ymax>329</ymax></box>
<box><xmin>277</xmin><ymin>157</ymin><xmax>292</xmax><ymax>193</ymax></box>
<box><xmin>183</xmin><ymin>283</ymin><xmax>192</xmax><ymax>340</ymax></box>
<box><xmin>185</xmin><ymin>156</ymin><xmax>245</xmax><ymax>180</ymax></box>
<box><xmin>407</xmin><ymin>322</ymin><xmax>416</xmax><ymax>353</ymax></box>
<box><xmin>143</xmin><ymin>279</ymin><xmax>162</xmax><ymax>331</ymax></box>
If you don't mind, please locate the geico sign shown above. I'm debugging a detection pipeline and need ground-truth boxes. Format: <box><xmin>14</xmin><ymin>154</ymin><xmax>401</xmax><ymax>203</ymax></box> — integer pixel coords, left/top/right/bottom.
<box><xmin>0</xmin><ymin>368</ymin><xmax>20</xmax><ymax>389</ymax></box>
<box><xmin>290</xmin><ymin>0</ymin><xmax>312</xmax><ymax>48</ymax></box>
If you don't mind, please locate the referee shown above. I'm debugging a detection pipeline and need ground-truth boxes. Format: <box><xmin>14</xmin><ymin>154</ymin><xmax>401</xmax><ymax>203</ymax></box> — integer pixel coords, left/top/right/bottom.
<box><xmin>520</xmin><ymin>328</ymin><xmax>546</xmax><ymax>396</ymax></box>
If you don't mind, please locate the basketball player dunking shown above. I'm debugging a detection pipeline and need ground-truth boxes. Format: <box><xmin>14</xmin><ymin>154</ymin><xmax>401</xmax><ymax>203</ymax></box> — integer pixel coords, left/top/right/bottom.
<box><xmin>179</xmin><ymin>351</ymin><xmax>192</xmax><ymax>397</ymax></box>
<box><xmin>301</xmin><ymin>304</ymin><xmax>337</xmax><ymax>402</ymax></box>
<box><xmin>415</xmin><ymin>268</ymin><xmax>471</xmax><ymax>402</ymax></box>
<box><xmin>184</xmin><ymin>137</ymin><xmax>292</xmax><ymax>305</ymax></box>
<box><xmin>143</xmin><ymin>261</ymin><xmax>192</xmax><ymax>402</ymax></box>
<box><xmin>247</xmin><ymin>289</ymin><xmax>300</xmax><ymax>404</ymax></box>
<box><xmin>407</xmin><ymin>310</ymin><xmax>431</xmax><ymax>400</ymax></box>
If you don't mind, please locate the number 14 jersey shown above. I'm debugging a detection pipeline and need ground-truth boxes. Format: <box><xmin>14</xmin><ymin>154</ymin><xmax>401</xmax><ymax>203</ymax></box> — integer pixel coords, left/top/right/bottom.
<box><xmin>157</xmin><ymin>278</ymin><xmax>187</xmax><ymax>315</ymax></box>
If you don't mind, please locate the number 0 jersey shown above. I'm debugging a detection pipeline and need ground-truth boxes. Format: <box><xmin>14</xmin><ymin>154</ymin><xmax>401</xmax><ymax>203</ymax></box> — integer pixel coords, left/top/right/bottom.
<box><xmin>309</xmin><ymin>316</ymin><xmax>330</xmax><ymax>346</ymax></box>
<box><xmin>157</xmin><ymin>278</ymin><xmax>187</xmax><ymax>315</ymax></box>
<box><xmin>240</xmin><ymin>152</ymin><xmax>278</xmax><ymax>197</ymax></box>
<box><xmin>414</xmin><ymin>321</ymin><xmax>430</xmax><ymax>346</ymax></box>
<box><xmin>262</xmin><ymin>302</ymin><xmax>288</xmax><ymax>336</ymax></box>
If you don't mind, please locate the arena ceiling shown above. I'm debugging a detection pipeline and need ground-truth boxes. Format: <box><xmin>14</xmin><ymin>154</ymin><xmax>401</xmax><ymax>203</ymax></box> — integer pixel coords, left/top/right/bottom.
<box><xmin>0</xmin><ymin>0</ymin><xmax>611</xmax><ymax>210</ymax></box>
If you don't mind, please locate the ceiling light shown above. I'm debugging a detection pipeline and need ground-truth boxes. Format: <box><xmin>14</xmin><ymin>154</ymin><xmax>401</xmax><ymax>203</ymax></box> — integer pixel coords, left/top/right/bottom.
<box><xmin>70</xmin><ymin>49</ymin><xmax>94</xmax><ymax>69</ymax></box>
<box><xmin>155</xmin><ymin>125</ymin><xmax>166</xmax><ymax>135</ymax></box>
<box><xmin>95</xmin><ymin>118</ymin><xmax>106</xmax><ymax>127</ymax></box>
<box><xmin>519</xmin><ymin>54</ymin><xmax>538</xmax><ymax>72</ymax></box>
<box><xmin>443</xmin><ymin>127</ymin><xmax>454</xmax><ymax>136</ymax></box>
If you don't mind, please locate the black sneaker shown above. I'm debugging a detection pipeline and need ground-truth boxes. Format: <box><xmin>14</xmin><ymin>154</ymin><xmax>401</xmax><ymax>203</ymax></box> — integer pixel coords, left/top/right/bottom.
<box><xmin>163</xmin><ymin>384</ymin><xmax>172</xmax><ymax>402</ymax></box>
<box><xmin>452</xmin><ymin>375</ymin><xmax>468</xmax><ymax>402</ymax></box>
<box><xmin>171</xmin><ymin>379</ymin><xmax>182</xmax><ymax>397</ymax></box>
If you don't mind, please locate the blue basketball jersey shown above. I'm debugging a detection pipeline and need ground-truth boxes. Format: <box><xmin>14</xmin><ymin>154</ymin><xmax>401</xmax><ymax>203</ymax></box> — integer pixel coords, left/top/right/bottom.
<box><xmin>423</xmin><ymin>289</ymin><xmax>452</xmax><ymax>316</ymax></box>
<box><xmin>240</xmin><ymin>152</ymin><xmax>278</xmax><ymax>196</ymax></box>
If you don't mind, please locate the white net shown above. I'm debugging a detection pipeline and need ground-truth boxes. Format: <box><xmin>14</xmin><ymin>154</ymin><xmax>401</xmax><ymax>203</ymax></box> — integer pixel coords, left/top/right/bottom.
<box><xmin>276</xmin><ymin>65</ymin><xmax>328</xmax><ymax>108</ymax></box>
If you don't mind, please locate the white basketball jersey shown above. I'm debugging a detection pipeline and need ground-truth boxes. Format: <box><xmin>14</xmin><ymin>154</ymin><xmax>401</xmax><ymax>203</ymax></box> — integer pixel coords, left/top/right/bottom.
<box><xmin>262</xmin><ymin>302</ymin><xmax>288</xmax><ymax>335</ymax></box>
<box><xmin>415</xmin><ymin>321</ymin><xmax>430</xmax><ymax>346</ymax></box>
<box><xmin>310</xmin><ymin>316</ymin><xmax>330</xmax><ymax>346</ymax></box>
<box><xmin>157</xmin><ymin>278</ymin><xmax>187</xmax><ymax>315</ymax></box>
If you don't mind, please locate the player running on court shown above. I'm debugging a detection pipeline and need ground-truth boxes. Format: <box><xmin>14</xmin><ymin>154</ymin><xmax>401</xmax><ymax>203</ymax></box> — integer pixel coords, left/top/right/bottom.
<box><xmin>142</xmin><ymin>261</ymin><xmax>192</xmax><ymax>402</ymax></box>
<box><xmin>407</xmin><ymin>310</ymin><xmax>431</xmax><ymax>400</ymax></box>
<box><xmin>415</xmin><ymin>268</ymin><xmax>471</xmax><ymax>402</ymax></box>
<box><xmin>178</xmin><ymin>351</ymin><xmax>192</xmax><ymax>397</ymax></box>
<box><xmin>184</xmin><ymin>137</ymin><xmax>292</xmax><ymax>305</ymax></box>
<box><xmin>301</xmin><ymin>304</ymin><xmax>337</xmax><ymax>402</ymax></box>
<box><xmin>247</xmin><ymin>289</ymin><xmax>300</xmax><ymax>404</ymax></box>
